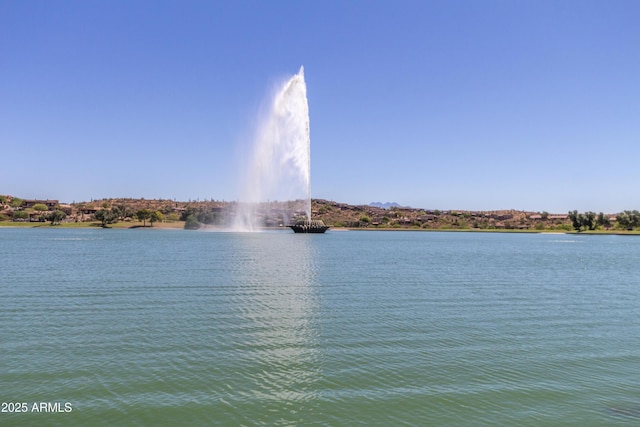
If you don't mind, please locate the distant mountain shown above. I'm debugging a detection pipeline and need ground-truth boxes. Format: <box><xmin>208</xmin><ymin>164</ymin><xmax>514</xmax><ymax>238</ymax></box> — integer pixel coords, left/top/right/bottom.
<box><xmin>369</xmin><ymin>201</ymin><xmax>404</xmax><ymax>209</ymax></box>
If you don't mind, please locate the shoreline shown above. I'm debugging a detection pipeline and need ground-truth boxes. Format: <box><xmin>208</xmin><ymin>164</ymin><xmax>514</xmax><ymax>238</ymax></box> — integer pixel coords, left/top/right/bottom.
<box><xmin>3</xmin><ymin>196</ymin><xmax>633</xmax><ymax>233</ymax></box>
<box><xmin>343</xmin><ymin>227</ymin><xmax>640</xmax><ymax>235</ymax></box>
<box><xmin>2</xmin><ymin>221</ymin><xmax>639</xmax><ymax>235</ymax></box>
<box><xmin>0</xmin><ymin>221</ymin><xmax>185</xmax><ymax>230</ymax></box>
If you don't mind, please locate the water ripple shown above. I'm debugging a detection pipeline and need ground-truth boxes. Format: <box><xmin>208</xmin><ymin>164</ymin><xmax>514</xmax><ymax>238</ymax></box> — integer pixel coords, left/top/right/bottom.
<box><xmin>2</xmin><ymin>229</ymin><xmax>640</xmax><ymax>425</ymax></box>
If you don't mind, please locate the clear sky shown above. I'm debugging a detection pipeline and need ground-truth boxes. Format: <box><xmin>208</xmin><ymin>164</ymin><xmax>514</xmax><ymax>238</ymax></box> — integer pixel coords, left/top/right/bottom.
<box><xmin>2</xmin><ymin>0</ymin><xmax>639</xmax><ymax>213</ymax></box>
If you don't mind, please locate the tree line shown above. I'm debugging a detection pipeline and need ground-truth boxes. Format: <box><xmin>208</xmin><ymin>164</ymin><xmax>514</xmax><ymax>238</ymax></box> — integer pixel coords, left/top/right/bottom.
<box><xmin>179</xmin><ymin>206</ymin><xmax>224</xmax><ymax>229</ymax></box>
<box><xmin>94</xmin><ymin>205</ymin><xmax>164</xmax><ymax>227</ymax></box>
<box><xmin>568</xmin><ymin>210</ymin><xmax>640</xmax><ymax>231</ymax></box>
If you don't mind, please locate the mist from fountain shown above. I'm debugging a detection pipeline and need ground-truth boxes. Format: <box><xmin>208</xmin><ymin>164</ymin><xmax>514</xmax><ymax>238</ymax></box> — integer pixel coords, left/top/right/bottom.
<box><xmin>233</xmin><ymin>66</ymin><xmax>311</xmax><ymax>231</ymax></box>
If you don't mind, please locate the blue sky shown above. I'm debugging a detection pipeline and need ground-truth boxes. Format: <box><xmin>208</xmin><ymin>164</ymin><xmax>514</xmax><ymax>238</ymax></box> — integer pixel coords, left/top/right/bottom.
<box><xmin>2</xmin><ymin>0</ymin><xmax>639</xmax><ymax>213</ymax></box>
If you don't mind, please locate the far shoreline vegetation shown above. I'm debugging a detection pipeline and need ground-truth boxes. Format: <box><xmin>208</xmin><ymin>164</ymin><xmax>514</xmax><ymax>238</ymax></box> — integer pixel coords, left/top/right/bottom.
<box><xmin>1</xmin><ymin>195</ymin><xmax>640</xmax><ymax>234</ymax></box>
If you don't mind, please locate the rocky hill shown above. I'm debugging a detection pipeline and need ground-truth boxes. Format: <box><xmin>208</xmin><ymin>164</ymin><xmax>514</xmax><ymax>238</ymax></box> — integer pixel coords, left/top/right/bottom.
<box><xmin>0</xmin><ymin>194</ymin><xmax>619</xmax><ymax>231</ymax></box>
<box><xmin>312</xmin><ymin>199</ymin><xmax>577</xmax><ymax>231</ymax></box>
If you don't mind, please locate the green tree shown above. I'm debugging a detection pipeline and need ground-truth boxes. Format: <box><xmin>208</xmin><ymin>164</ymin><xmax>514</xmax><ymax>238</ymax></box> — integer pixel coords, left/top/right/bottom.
<box><xmin>184</xmin><ymin>214</ymin><xmax>200</xmax><ymax>230</ymax></box>
<box><xmin>112</xmin><ymin>204</ymin><xmax>135</xmax><ymax>220</ymax></box>
<box><xmin>13</xmin><ymin>210</ymin><xmax>28</xmax><ymax>221</ymax></box>
<box><xmin>47</xmin><ymin>210</ymin><xmax>67</xmax><ymax>225</ymax></box>
<box><xmin>625</xmin><ymin>210</ymin><xmax>640</xmax><ymax>228</ymax></box>
<box><xmin>180</xmin><ymin>207</ymin><xmax>197</xmax><ymax>221</ymax></box>
<box><xmin>136</xmin><ymin>209</ymin><xmax>152</xmax><ymax>226</ymax></box>
<box><xmin>33</xmin><ymin>203</ymin><xmax>48</xmax><ymax>212</ymax></box>
<box><xmin>616</xmin><ymin>210</ymin><xmax>640</xmax><ymax>230</ymax></box>
<box><xmin>568</xmin><ymin>210</ymin><xmax>581</xmax><ymax>231</ymax></box>
<box><xmin>149</xmin><ymin>211</ymin><xmax>164</xmax><ymax>227</ymax></box>
<box><xmin>615</xmin><ymin>212</ymin><xmax>627</xmax><ymax>229</ymax></box>
<box><xmin>596</xmin><ymin>212</ymin><xmax>610</xmax><ymax>228</ymax></box>
<box><xmin>10</xmin><ymin>198</ymin><xmax>23</xmax><ymax>208</ymax></box>
<box><xmin>583</xmin><ymin>211</ymin><xmax>596</xmax><ymax>230</ymax></box>
<box><xmin>197</xmin><ymin>210</ymin><xmax>215</xmax><ymax>224</ymax></box>
<box><xmin>94</xmin><ymin>209</ymin><xmax>118</xmax><ymax>227</ymax></box>
<box><xmin>569</xmin><ymin>210</ymin><xmax>598</xmax><ymax>231</ymax></box>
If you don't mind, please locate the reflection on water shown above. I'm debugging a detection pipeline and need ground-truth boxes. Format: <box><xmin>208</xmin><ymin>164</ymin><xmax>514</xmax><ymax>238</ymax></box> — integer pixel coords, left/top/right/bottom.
<box><xmin>3</xmin><ymin>229</ymin><xmax>640</xmax><ymax>426</ymax></box>
<box><xmin>228</xmin><ymin>232</ymin><xmax>320</xmax><ymax>422</ymax></box>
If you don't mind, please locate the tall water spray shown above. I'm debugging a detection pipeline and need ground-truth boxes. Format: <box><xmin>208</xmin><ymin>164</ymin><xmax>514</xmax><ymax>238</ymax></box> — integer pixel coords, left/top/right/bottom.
<box><xmin>235</xmin><ymin>66</ymin><xmax>311</xmax><ymax>230</ymax></box>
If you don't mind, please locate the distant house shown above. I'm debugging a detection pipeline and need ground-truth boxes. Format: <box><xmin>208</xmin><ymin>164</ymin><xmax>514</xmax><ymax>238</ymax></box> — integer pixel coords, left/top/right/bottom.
<box><xmin>22</xmin><ymin>199</ymin><xmax>58</xmax><ymax>210</ymax></box>
<box><xmin>548</xmin><ymin>214</ymin><xmax>569</xmax><ymax>221</ymax></box>
<box><xmin>58</xmin><ymin>204</ymin><xmax>73</xmax><ymax>215</ymax></box>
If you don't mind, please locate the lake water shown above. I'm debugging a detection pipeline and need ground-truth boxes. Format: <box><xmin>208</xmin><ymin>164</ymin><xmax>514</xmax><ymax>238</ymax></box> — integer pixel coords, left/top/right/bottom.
<box><xmin>1</xmin><ymin>228</ymin><xmax>639</xmax><ymax>426</ymax></box>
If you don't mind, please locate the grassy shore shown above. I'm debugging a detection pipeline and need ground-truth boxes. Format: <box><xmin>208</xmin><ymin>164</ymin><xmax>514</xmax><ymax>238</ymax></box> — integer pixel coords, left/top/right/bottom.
<box><xmin>344</xmin><ymin>227</ymin><xmax>640</xmax><ymax>235</ymax></box>
<box><xmin>0</xmin><ymin>221</ymin><xmax>185</xmax><ymax>229</ymax></box>
<box><xmin>2</xmin><ymin>221</ymin><xmax>640</xmax><ymax>235</ymax></box>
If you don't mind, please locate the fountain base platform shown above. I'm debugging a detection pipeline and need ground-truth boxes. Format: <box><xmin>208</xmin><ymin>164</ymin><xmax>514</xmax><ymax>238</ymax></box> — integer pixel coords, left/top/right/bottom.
<box><xmin>289</xmin><ymin>220</ymin><xmax>329</xmax><ymax>234</ymax></box>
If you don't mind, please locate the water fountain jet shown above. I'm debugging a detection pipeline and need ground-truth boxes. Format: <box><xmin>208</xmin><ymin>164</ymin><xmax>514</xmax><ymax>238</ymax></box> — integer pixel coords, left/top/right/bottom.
<box><xmin>234</xmin><ymin>66</ymin><xmax>327</xmax><ymax>233</ymax></box>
